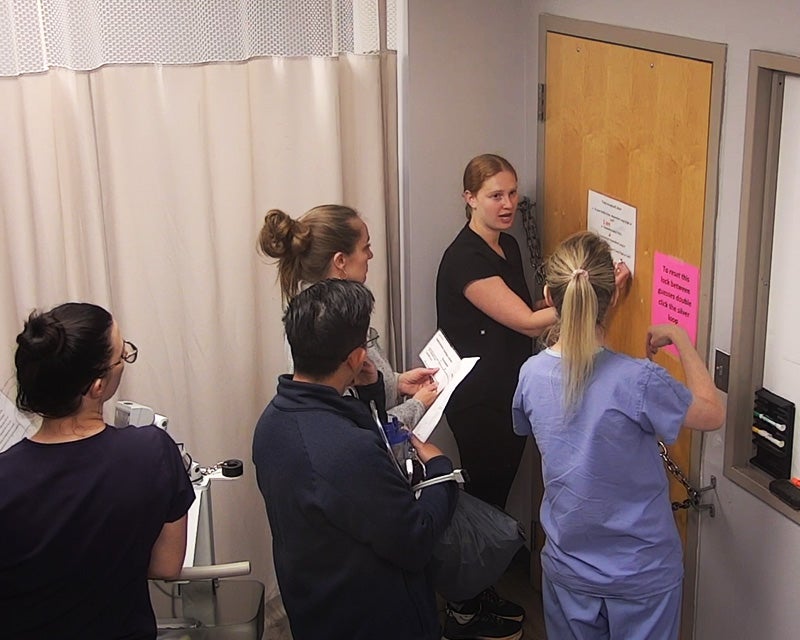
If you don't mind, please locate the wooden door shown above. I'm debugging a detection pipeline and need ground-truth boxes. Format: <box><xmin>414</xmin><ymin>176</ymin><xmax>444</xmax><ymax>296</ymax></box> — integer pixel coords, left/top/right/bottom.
<box><xmin>533</xmin><ymin>29</ymin><xmax>721</xmax><ymax>640</ymax></box>
<box><xmin>542</xmin><ymin>30</ymin><xmax>712</xmax><ymax>544</ymax></box>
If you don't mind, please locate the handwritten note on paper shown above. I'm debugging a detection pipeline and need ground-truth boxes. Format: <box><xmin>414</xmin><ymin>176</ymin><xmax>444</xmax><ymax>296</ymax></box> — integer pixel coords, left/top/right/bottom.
<box><xmin>0</xmin><ymin>390</ymin><xmax>37</xmax><ymax>453</ymax></box>
<box><xmin>651</xmin><ymin>252</ymin><xmax>700</xmax><ymax>357</ymax></box>
<box><xmin>587</xmin><ymin>190</ymin><xmax>637</xmax><ymax>276</ymax></box>
<box><xmin>419</xmin><ymin>330</ymin><xmax>460</xmax><ymax>389</ymax></box>
<box><xmin>414</xmin><ymin>330</ymin><xmax>479</xmax><ymax>442</ymax></box>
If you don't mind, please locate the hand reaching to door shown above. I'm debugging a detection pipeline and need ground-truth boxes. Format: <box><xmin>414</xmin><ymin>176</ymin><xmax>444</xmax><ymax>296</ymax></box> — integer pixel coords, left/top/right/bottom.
<box><xmin>614</xmin><ymin>260</ymin><xmax>631</xmax><ymax>294</ymax></box>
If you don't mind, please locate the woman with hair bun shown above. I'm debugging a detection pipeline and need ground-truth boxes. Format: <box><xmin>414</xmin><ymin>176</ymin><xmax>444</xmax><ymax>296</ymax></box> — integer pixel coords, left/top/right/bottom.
<box><xmin>259</xmin><ymin>205</ymin><xmax>439</xmax><ymax>429</ymax></box>
<box><xmin>513</xmin><ymin>231</ymin><xmax>724</xmax><ymax>640</ymax></box>
<box><xmin>0</xmin><ymin>302</ymin><xmax>195</xmax><ymax>640</ymax></box>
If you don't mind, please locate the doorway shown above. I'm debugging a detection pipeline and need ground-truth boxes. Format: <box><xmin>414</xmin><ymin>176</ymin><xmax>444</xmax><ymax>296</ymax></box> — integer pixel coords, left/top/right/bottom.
<box><xmin>535</xmin><ymin>14</ymin><xmax>725</xmax><ymax>639</ymax></box>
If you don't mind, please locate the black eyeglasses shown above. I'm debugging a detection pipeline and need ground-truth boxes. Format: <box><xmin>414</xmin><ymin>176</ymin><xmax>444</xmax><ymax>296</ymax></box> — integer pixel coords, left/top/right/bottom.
<box><xmin>81</xmin><ymin>341</ymin><xmax>138</xmax><ymax>395</ymax></box>
<box><xmin>112</xmin><ymin>340</ymin><xmax>138</xmax><ymax>366</ymax></box>
<box><xmin>364</xmin><ymin>329</ymin><xmax>379</xmax><ymax>349</ymax></box>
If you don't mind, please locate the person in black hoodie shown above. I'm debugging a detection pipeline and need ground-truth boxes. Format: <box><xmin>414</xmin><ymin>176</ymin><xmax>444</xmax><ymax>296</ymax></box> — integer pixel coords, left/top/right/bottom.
<box><xmin>252</xmin><ymin>279</ymin><xmax>459</xmax><ymax>640</ymax></box>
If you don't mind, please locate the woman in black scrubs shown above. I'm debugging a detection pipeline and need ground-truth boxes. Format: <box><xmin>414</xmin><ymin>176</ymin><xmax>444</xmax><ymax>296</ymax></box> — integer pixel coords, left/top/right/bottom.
<box><xmin>437</xmin><ymin>154</ymin><xmax>556</xmax><ymax>510</ymax></box>
<box><xmin>436</xmin><ymin>154</ymin><xmax>631</xmax><ymax>640</ymax></box>
<box><xmin>436</xmin><ymin>154</ymin><xmax>556</xmax><ymax>639</ymax></box>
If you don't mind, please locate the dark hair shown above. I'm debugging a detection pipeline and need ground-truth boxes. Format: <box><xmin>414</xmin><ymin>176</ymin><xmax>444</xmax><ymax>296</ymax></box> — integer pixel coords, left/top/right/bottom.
<box><xmin>15</xmin><ymin>302</ymin><xmax>114</xmax><ymax>418</ymax></box>
<box><xmin>284</xmin><ymin>279</ymin><xmax>374</xmax><ymax>377</ymax></box>
<box><xmin>258</xmin><ymin>206</ymin><xmax>363</xmax><ymax>302</ymax></box>
<box><xmin>462</xmin><ymin>153</ymin><xmax>518</xmax><ymax>219</ymax></box>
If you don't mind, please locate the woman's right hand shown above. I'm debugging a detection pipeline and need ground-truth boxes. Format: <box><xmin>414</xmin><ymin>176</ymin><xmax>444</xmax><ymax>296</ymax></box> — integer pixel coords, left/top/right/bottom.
<box><xmin>398</xmin><ymin>367</ymin><xmax>438</xmax><ymax>396</ymax></box>
<box><xmin>412</xmin><ymin>380</ymin><xmax>440</xmax><ymax>409</ymax></box>
<box><xmin>646</xmin><ymin>323</ymin><xmax>689</xmax><ymax>359</ymax></box>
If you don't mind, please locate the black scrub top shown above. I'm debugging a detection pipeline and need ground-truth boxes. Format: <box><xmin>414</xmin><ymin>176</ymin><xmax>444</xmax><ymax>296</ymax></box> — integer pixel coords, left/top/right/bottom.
<box><xmin>436</xmin><ymin>224</ymin><xmax>533</xmax><ymax>412</ymax></box>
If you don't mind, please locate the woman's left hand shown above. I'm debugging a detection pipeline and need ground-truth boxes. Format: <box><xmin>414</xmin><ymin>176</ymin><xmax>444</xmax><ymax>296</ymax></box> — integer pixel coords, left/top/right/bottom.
<box><xmin>532</xmin><ymin>298</ymin><xmax>550</xmax><ymax>311</ymax></box>
<box><xmin>398</xmin><ymin>367</ymin><xmax>438</xmax><ymax>396</ymax></box>
<box><xmin>412</xmin><ymin>380</ymin><xmax>440</xmax><ymax>409</ymax></box>
<box><xmin>410</xmin><ymin>434</ymin><xmax>444</xmax><ymax>464</ymax></box>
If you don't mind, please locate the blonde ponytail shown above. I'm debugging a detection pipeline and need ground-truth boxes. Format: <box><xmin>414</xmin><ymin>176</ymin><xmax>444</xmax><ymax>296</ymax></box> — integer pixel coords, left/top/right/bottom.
<box><xmin>544</xmin><ymin>232</ymin><xmax>616</xmax><ymax>408</ymax></box>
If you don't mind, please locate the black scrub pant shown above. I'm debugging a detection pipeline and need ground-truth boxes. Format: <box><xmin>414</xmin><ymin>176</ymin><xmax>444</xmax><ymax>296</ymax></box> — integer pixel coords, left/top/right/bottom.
<box><xmin>446</xmin><ymin>402</ymin><xmax>526</xmax><ymax>510</ymax></box>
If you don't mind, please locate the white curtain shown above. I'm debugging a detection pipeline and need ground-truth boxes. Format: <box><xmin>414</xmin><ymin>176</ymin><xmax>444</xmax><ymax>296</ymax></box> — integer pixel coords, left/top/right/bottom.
<box><xmin>0</xmin><ymin>2</ymin><xmax>398</xmax><ymax>619</ymax></box>
<box><xmin>0</xmin><ymin>0</ymin><xmax>398</xmax><ymax>74</ymax></box>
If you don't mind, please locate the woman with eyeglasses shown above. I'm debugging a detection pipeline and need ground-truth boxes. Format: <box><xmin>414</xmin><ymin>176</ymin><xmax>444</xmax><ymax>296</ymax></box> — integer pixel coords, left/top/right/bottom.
<box><xmin>259</xmin><ymin>205</ymin><xmax>439</xmax><ymax>428</ymax></box>
<box><xmin>0</xmin><ymin>302</ymin><xmax>195</xmax><ymax>640</ymax></box>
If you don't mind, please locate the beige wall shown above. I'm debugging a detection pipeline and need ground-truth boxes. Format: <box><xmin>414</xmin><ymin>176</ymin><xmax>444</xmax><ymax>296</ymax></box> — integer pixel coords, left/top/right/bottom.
<box><xmin>402</xmin><ymin>0</ymin><xmax>529</xmax><ymax>365</ymax></box>
<box><xmin>404</xmin><ymin>1</ymin><xmax>800</xmax><ymax>637</ymax></box>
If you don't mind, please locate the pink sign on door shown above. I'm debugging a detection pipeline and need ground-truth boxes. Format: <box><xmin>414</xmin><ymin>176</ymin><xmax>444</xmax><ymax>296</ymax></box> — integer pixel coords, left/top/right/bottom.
<box><xmin>651</xmin><ymin>252</ymin><xmax>700</xmax><ymax>358</ymax></box>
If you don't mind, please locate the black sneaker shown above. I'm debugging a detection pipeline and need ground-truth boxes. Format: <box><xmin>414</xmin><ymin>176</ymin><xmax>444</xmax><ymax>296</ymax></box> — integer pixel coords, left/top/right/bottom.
<box><xmin>476</xmin><ymin>587</ymin><xmax>525</xmax><ymax>622</ymax></box>
<box><xmin>442</xmin><ymin>607</ymin><xmax>523</xmax><ymax>640</ymax></box>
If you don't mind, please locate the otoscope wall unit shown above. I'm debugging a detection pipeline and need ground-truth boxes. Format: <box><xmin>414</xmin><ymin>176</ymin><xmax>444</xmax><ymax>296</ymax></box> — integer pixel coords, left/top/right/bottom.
<box><xmin>750</xmin><ymin>387</ymin><xmax>795</xmax><ymax>479</ymax></box>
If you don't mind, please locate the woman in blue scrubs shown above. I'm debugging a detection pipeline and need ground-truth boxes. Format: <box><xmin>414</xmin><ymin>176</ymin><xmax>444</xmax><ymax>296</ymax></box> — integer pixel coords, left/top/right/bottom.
<box><xmin>513</xmin><ymin>232</ymin><xmax>724</xmax><ymax>639</ymax></box>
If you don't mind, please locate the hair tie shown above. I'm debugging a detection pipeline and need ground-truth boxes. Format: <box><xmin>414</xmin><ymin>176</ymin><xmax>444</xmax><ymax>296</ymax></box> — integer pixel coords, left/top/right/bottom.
<box><xmin>571</xmin><ymin>268</ymin><xmax>588</xmax><ymax>279</ymax></box>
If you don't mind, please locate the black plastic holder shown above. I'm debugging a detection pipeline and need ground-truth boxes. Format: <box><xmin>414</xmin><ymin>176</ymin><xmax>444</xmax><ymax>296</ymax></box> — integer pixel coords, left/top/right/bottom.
<box><xmin>750</xmin><ymin>387</ymin><xmax>795</xmax><ymax>479</ymax></box>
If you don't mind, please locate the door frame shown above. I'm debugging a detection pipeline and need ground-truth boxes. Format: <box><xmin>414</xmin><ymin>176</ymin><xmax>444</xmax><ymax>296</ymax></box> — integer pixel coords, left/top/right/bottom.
<box><xmin>536</xmin><ymin>14</ymin><xmax>726</xmax><ymax>640</ymax></box>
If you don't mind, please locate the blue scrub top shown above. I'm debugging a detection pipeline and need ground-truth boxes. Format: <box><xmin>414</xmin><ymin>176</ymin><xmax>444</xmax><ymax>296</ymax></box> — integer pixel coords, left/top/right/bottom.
<box><xmin>513</xmin><ymin>348</ymin><xmax>691</xmax><ymax>598</ymax></box>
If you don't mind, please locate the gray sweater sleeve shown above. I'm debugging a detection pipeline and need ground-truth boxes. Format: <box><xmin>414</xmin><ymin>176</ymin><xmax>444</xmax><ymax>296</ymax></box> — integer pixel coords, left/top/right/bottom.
<box><xmin>367</xmin><ymin>343</ymin><xmax>426</xmax><ymax>429</ymax></box>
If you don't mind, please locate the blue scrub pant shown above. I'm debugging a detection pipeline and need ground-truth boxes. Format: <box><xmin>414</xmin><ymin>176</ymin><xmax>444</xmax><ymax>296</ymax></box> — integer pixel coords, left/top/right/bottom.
<box><xmin>542</xmin><ymin>574</ymin><xmax>682</xmax><ymax>640</ymax></box>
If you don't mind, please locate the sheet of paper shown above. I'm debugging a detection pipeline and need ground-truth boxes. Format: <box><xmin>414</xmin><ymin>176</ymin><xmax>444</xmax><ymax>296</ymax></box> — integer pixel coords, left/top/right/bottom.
<box><xmin>419</xmin><ymin>329</ymin><xmax>461</xmax><ymax>388</ymax></box>
<box><xmin>0</xmin><ymin>390</ymin><xmax>38</xmax><ymax>453</ymax></box>
<box><xmin>587</xmin><ymin>190</ymin><xmax>637</xmax><ymax>276</ymax></box>
<box><xmin>413</xmin><ymin>356</ymin><xmax>479</xmax><ymax>443</ymax></box>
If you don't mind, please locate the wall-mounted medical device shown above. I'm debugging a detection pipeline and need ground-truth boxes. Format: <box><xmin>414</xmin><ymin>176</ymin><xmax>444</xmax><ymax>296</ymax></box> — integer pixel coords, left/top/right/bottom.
<box><xmin>115</xmin><ymin>400</ymin><xmax>168</xmax><ymax>430</ymax></box>
<box><xmin>750</xmin><ymin>387</ymin><xmax>795</xmax><ymax>479</ymax></box>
